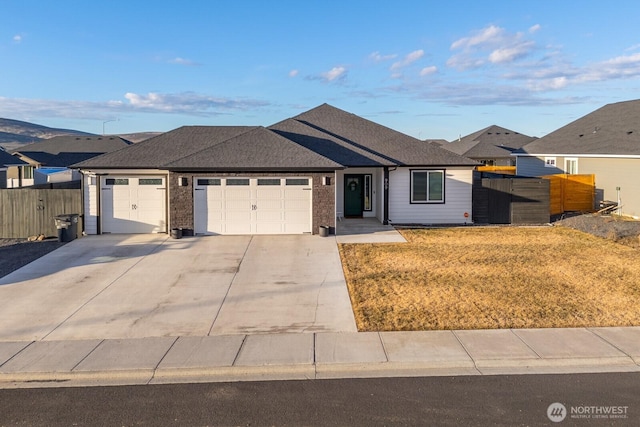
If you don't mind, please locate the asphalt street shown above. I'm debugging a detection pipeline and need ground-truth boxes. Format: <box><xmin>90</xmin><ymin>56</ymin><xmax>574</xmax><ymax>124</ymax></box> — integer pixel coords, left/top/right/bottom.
<box><xmin>1</xmin><ymin>373</ymin><xmax>639</xmax><ymax>426</ymax></box>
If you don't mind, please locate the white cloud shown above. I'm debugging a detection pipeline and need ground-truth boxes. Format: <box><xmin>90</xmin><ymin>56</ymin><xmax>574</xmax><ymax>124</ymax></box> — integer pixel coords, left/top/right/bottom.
<box><xmin>169</xmin><ymin>57</ymin><xmax>200</xmax><ymax>66</ymax></box>
<box><xmin>448</xmin><ymin>25</ymin><xmax>536</xmax><ymax>69</ymax></box>
<box><xmin>369</xmin><ymin>51</ymin><xmax>397</xmax><ymax>62</ymax></box>
<box><xmin>12</xmin><ymin>34</ymin><xmax>22</xmax><ymax>43</ymax></box>
<box><xmin>529</xmin><ymin>24</ymin><xmax>541</xmax><ymax>34</ymax></box>
<box><xmin>577</xmin><ymin>52</ymin><xmax>640</xmax><ymax>82</ymax></box>
<box><xmin>391</xmin><ymin>49</ymin><xmax>424</xmax><ymax>70</ymax></box>
<box><xmin>321</xmin><ymin>66</ymin><xmax>347</xmax><ymax>82</ymax></box>
<box><xmin>451</xmin><ymin>25</ymin><xmax>504</xmax><ymax>50</ymax></box>
<box><xmin>289</xmin><ymin>69</ymin><xmax>299</xmax><ymax>77</ymax></box>
<box><xmin>122</xmin><ymin>92</ymin><xmax>269</xmax><ymax>114</ymax></box>
<box><xmin>419</xmin><ymin>66</ymin><xmax>437</xmax><ymax>76</ymax></box>
<box><xmin>489</xmin><ymin>41</ymin><xmax>535</xmax><ymax>63</ymax></box>
<box><xmin>0</xmin><ymin>93</ymin><xmax>270</xmax><ymax>120</ymax></box>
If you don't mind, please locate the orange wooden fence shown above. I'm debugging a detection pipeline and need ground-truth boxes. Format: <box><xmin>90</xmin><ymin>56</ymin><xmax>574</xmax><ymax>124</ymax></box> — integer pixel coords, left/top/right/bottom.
<box><xmin>540</xmin><ymin>174</ymin><xmax>595</xmax><ymax>215</ymax></box>
<box><xmin>476</xmin><ymin>166</ymin><xmax>517</xmax><ymax>175</ymax></box>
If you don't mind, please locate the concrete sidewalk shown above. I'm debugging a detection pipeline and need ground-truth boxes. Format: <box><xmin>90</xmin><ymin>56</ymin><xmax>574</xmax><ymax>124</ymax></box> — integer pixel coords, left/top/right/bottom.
<box><xmin>1</xmin><ymin>327</ymin><xmax>639</xmax><ymax>389</ymax></box>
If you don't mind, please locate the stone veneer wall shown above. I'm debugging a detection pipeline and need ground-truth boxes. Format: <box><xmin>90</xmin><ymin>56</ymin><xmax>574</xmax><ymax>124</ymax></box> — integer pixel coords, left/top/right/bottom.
<box><xmin>169</xmin><ymin>171</ymin><xmax>335</xmax><ymax>235</ymax></box>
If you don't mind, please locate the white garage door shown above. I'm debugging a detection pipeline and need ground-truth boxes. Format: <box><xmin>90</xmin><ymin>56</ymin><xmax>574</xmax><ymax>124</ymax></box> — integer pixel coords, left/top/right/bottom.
<box><xmin>101</xmin><ymin>176</ymin><xmax>167</xmax><ymax>233</ymax></box>
<box><xmin>194</xmin><ymin>177</ymin><xmax>312</xmax><ymax>235</ymax></box>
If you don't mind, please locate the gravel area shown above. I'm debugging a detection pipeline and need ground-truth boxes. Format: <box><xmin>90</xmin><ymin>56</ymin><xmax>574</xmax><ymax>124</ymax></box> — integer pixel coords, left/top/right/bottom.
<box><xmin>0</xmin><ymin>238</ymin><xmax>67</xmax><ymax>279</ymax></box>
<box><xmin>554</xmin><ymin>213</ymin><xmax>640</xmax><ymax>248</ymax></box>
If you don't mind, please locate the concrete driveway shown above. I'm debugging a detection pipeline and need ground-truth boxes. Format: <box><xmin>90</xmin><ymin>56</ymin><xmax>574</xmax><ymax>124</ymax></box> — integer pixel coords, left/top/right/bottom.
<box><xmin>0</xmin><ymin>234</ymin><xmax>356</xmax><ymax>341</ymax></box>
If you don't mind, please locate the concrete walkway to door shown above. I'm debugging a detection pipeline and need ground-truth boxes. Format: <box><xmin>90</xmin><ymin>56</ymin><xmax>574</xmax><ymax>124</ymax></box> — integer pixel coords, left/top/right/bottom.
<box><xmin>0</xmin><ymin>234</ymin><xmax>357</xmax><ymax>341</ymax></box>
<box><xmin>336</xmin><ymin>218</ymin><xmax>406</xmax><ymax>243</ymax></box>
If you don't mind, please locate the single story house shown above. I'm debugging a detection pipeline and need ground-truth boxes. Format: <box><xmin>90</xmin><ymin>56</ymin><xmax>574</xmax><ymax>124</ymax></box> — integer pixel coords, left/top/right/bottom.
<box><xmin>515</xmin><ymin>99</ymin><xmax>640</xmax><ymax>217</ymax></box>
<box><xmin>9</xmin><ymin>135</ymin><xmax>131</xmax><ymax>187</ymax></box>
<box><xmin>73</xmin><ymin>104</ymin><xmax>478</xmax><ymax>235</ymax></box>
<box><xmin>0</xmin><ymin>148</ymin><xmax>29</xmax><ymax>189</ymax></box>
<box><xmin>443</xmin><ymin>125</ymin><xmax>536</xmax><ymax>167</ymax></box>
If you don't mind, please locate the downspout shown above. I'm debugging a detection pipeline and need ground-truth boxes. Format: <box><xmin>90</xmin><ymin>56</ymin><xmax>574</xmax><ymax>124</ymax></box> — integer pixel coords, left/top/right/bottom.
<box><xmin>383</xmin><ymin>166</ymin><xmax>390</xmax><ymax>225</ymax></box>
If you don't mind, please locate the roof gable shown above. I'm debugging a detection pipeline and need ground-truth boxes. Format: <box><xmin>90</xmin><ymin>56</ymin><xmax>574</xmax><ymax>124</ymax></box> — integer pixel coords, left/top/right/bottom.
<box><xmin>74</xmin><ymin>126</ymin><xmax>256</xmax><ymax>168</ymax></box>
<box><xmin>286</xmin><ymin>104</ymin><xmax>477</xmax><ymax>166</ymax></box>
<box><xmin>444</xmin><ymin>125</ymin><xmax>535</xmax><ymax>158</ymax></box>
<box><xmin>0</xmin><ymin>149</ymin><xmax>28</xmax><ymax>166</ymax></box>
<box><xmin>164</xmin><ymin>127</ymin><xmax>342</xmax><ymax>170</ymax></box>
<box><xmin>519</xmin><ymin>99</ymin><xmax>640</xmax><ymax>156</ymax></box>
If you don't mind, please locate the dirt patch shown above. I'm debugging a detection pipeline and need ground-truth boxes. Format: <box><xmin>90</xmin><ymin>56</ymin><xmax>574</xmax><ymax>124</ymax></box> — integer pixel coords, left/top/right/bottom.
<box><xmin>0</xmin><ymin>238</ymin><xmax>67</xmax><ymax>279</ymax></box>
<box><xmin>555</xmin><ymin>213</ymin><xmax>640</xmax><ymax>249</ymax></box>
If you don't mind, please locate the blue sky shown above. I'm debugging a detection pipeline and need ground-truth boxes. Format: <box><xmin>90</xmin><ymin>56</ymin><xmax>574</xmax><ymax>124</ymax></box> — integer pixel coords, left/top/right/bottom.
<box><xmin>2</xmin><ymin>1</ymin><xmax>640</xmax><ymax>140</ymax></box>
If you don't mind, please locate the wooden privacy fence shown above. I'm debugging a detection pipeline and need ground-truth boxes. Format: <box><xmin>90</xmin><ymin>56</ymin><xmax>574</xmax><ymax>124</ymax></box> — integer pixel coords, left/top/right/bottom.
<box><xmin>540</xmin><ymin>174</ymin><xmax>595</xmax><ymax>215</ymax></box>
<box><xmin>0</xmin><ymin>188</ymin><xmax>82</xmax><ymax>238</ymax></box>
<box><xmin>473</xmin><ymin>175</ymin><xmax>550</xmax><ymax>224</ymax></box>
<box><xmin>476</xmin><ymin>165</ymin><xmax>517</xmax><ymax>175</ymax></box>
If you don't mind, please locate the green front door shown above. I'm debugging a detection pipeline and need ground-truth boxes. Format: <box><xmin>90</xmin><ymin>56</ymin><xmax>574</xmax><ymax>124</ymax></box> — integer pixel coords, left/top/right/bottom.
<box><xmin>344</xmin><ymin>175</ymin><xmax>363</xmax><ymax>217</ymax></box>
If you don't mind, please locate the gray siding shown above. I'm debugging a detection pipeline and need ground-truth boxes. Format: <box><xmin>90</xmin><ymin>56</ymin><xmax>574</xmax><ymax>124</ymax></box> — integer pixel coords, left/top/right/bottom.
<box><xmin>516</xmin><ymin>156</ymin><xmax>564</xmax><ymax>176</ymax></box>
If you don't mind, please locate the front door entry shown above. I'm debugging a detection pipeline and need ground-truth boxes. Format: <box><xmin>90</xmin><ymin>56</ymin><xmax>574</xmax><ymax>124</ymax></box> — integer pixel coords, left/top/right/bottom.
<box><xmin>344</xmin><ymin>175</ymin><xmax>364</xmax><ymax>217</ymax></box>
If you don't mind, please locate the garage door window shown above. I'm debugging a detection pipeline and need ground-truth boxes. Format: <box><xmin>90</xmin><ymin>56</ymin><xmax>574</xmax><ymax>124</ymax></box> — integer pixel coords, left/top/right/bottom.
<box><xmin>106</xmin><ymin>178</ymin><xmax>129</xmax><ymax>185</ymax></box>
<box><xmin>286</xmin><ymin>178</ymin><xmax>309</xmax><ymax>186</ymax></box>
<box><xmin>227</xmin><ymin>178</ymin><xmax>250</xmax><ymax>186</ymax></box>
<box><xmin>197</xmin><ymin>178</ymin><xmax>221</xmax><ymax>186</ymax></box>
<box><xmin>258</xmin><ymin>178</ymin><xmax>281</xmax><ymax>186</ymax></box>
<box><xmin>139</xmin><ymin>178</ymin><xmax>163</xmax><ymax>185</ymax></box>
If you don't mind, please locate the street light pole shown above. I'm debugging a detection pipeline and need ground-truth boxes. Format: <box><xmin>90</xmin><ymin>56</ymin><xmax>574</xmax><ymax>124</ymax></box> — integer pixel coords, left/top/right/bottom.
<box><xmin>102</xmin><ymin>119</ymin><xmax>117</xmax><ymax>135</ymax></box>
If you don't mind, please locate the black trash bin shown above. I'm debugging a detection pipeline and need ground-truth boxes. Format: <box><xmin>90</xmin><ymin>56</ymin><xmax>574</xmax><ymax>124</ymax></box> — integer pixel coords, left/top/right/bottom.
<box><xmin>55</xmin><ymin>214</ymin><xmax>79</xmax><ymax>242</ymax></box>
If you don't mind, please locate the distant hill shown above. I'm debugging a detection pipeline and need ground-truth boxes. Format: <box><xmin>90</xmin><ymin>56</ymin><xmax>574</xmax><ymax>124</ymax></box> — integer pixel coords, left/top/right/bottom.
<box><xmin>0</xmin><ymin>118</ymin><xmax>94</xmax><ymax>147</ymax></box>
<box><xmin>0</xmin><ymin>118</ymin><xmax>161</xmax><ymax>150</ymax></box>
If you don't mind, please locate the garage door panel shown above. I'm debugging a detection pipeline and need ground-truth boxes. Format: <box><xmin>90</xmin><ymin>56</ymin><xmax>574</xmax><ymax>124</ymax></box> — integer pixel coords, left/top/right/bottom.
<box><xmin>101</xmin><ymin>176</ymin><xmax>166</xmax><ymax>234</ymax></box>
<box><xmin>256</xmin><ymin>210</ymin><xmax>283</xmax><ymax>221</ymax></box>
<box><xmin>194</xmin><ymin>177</ymin><xmax>311</xmax><ymax>235</ymax></box>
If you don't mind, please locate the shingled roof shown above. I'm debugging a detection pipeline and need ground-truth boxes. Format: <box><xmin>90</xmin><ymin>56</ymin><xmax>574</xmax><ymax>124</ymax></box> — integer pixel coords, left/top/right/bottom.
<box><xmin>14</xmin><ymin>135</ymin><xmax>131</xmax><ymax>154</ymax></box>
<box><xmin>518</xmin><ymin>99</ymin><xmax>640</xmax><ymax>156</ymax></box>
<box><xmin>75</xmin><ymin>104</ymin><xmax>478</xmax><ymax>170</ymax></box>
<box><xmin>443</xmin><ymin>125</ymin><xmax>536</xmax><ymax>158</ymax></box>
<box><xmin>0</xmin><ymin>149</ymin><xmax>28</xmax><ymax>167</ymax></box>
<box><xmin>274</xmin><ymin>104</ymin><xmax>478</xmax><ymax>166</ymax></box>
<box><xmin>164</xmin><ymin>127</ymin><xmax>342</xmax><ymax>170</ymax></box>
<box><xmin>74</xmin><ymin>126</ymin><xmax>256</xmax><ymax>169</ymax></box>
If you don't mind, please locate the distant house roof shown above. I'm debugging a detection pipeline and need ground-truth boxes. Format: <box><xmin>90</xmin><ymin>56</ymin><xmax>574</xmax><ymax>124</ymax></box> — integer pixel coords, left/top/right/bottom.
<box><xmin>443</xmin><ymin>125</ymin><xmax>536</xmax><ymax>159</ymax></box>
<box><xmin>517</xmin><ymin>99</ymin><xmax>640</xmax><ymax>156</ymax></box>
<box><xmin>0</xmin><ymin>149</ymin><xmax>28</xmax><ymax>167</ymax></box>
<box><xmin>18</xmin><ymin>151</ymin><xmax>103</xmax><ymax>167</ymax></box>
<box><xmin>271</xmin><ymin>104</ymin><xmax>477</xmax><ymax>167</ymax></box>
<box><xmin>75</xmin><ymin>104</ymin><xmax>478</xmax><ymax>170</ymax></box>
<box><xmin>13</xmin><ymin>135</ymin><xmax>131</xmax><ymax>154</ymax></box>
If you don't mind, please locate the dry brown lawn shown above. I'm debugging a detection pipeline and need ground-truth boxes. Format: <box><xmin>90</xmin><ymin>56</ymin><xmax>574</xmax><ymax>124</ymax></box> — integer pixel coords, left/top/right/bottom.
<box><xmin>338</xmin><ymin>227</ymin><xmax>640</xmax><ymax>331</ymax></box>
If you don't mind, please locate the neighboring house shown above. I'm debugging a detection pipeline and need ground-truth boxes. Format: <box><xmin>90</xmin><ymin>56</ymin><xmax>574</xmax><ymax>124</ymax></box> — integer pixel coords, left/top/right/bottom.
<box><xmin>515</xmin><ymin>99</ymin><xmax>640</xmax><ymax>218</ymax></box>
<box><xmin>443</xmin><ymin>125</ymin><xmax>536</xmax><ymax>166</ymax></box>
<box><xmin>73</xmin><ymin>104</ymin><xmax>478</xmax><ymax>235</ymax></box>
<box><xmin>9</xmin><ymin>135</ymin><xmax>131</xmax><ymax>187</ymax></box>
<box><xmin>0</xmin><ymin>148</ymin><xmax>29</xmax><ymax>189</ymax></box>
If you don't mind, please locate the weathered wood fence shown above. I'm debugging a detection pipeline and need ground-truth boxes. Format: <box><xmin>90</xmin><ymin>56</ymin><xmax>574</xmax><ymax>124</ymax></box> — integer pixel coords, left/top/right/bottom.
<box><xmin>0</xmin><ymin>188</ymin><xmax>82</xmax><ymax>238</ymax></box>
<box><xmin>540</xmin><ymin>174</ymin><xmax>595</xmax><ymax>215</ymax></box>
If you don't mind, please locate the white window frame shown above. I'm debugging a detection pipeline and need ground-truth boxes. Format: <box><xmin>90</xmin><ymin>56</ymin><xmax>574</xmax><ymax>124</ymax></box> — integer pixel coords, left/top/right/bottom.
<box><xmin>544</xmin><ymin>157</ymin><xmax>556</xmax><ymax>168</ymax></box>
<box><xmin>565</xmin><ymin>158</ymin><xmax>578</xmax><ymax>174</ymax></box>
<box><xmin>410</xmin><ymin>169</ymin><xmax>445</xmax><ymax>204</ymax></box>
